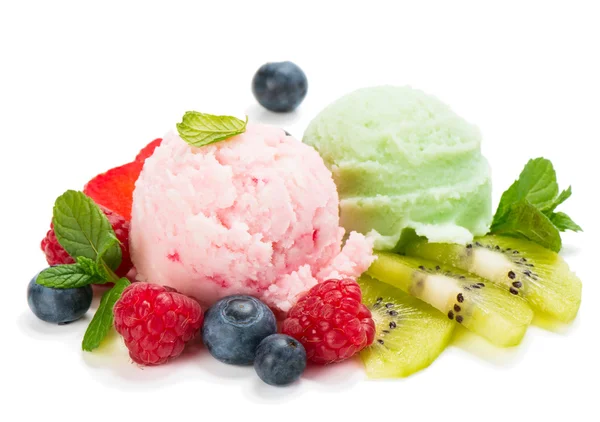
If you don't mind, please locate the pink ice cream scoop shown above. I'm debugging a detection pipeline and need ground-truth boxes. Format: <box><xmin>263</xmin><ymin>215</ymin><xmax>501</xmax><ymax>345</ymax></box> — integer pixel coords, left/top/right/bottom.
<box><xmin>130</xmin><ymin>123</ymin><xmax>374</xmax><ymax>313</ymax></box>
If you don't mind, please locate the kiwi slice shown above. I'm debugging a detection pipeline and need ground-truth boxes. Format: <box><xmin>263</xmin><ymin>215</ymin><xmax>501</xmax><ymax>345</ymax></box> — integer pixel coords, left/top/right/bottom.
<box><xmin>405</xmin><ymin>235</ymin><xmax>582</xmax><ymax>323</ymax></box>
<box><xmin>358</xmin><ymin>275</ymin><xmax>454</xmax><ymax>378</ymax></box>
<box><xmin>368</xmin><ymin>253</ymin><xmax>534</xmax><ymax>347</ymax></box>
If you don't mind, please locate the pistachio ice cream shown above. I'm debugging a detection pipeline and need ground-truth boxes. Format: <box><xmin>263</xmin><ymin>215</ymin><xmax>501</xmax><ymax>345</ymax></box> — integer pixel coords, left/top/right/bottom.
<box><xmin>303</xmin><ymin>86</ymin><xmax>492</xmax><ymax>250</ymax></box>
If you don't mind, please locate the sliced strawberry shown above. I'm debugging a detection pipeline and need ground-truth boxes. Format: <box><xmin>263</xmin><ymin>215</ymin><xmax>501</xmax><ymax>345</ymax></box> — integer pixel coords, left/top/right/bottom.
<box><xmin>83</xmin><ymin>139</ymin><xmax>162</xmax><ymax>221</ymax></box>
<box><xmin>83</xmin><ymin>161</ymin><xmax>142</xmax><ymax>221</ymax></box>
<box><xmin>135</xmin><ymin>138</ymin><xmax>162</xmax><ymax>162</ymax></box>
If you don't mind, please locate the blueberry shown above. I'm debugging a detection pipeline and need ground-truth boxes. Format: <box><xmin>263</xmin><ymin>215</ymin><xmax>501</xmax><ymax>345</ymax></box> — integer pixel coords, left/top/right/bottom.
<box><xmin>202</xmin><ymin>295</ymin><xmax>276</xmax><ymax>365</ymax></box>
<box><xmin>254</xmin><ymin>334</ymin><xmax>306</xmax><ymax>386</ymax></box>
<box><xmin>252</xmin><ymin>61</ymin><xmax>308</xmax><ymax>112</ymax></box>
<box><xmin>27</xmin><ymin>271</ymin><xmax>93</xmax><ymax>324</ymax></box>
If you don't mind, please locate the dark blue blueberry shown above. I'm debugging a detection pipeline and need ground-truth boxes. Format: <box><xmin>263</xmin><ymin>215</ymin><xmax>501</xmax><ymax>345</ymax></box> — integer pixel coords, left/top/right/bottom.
<box><xmin>202</xmin><ymin>295</ymin><xmax>276</xmax><ymax>365</ymax></box>
<box><xmin>254</xmin><ymin>334</ymin><xmax>306</xmax><ymax>386</ymax></box>
<box><xmin>27</xmin><ymin>272</ymin><xmax>93</xmax><ymax>324</ymax></box>
<box><xmin>252</xmin><ymin>61</ymin><xmax>308</xmax><ymax>112</ymax></box>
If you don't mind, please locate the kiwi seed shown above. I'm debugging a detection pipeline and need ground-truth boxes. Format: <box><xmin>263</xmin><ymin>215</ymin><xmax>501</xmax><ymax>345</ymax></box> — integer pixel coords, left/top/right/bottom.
<box><xmin>456</xmin><ymin>315</ymin><xmax>464</xmax><ymax>323</ymax></box>
<box><xmin>448</xmin><ymin>311</ymin><xmax>454</xmax><ymax>320</ymax></box>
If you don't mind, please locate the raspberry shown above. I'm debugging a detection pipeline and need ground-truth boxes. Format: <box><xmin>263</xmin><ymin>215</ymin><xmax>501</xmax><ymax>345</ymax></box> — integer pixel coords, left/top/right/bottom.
<box><xmin>41</xmin><ymin>224</ymin><xmax>74</xmax><ymax>266</ymax></box>
<box><xmin>282</xmin><ymin>278</ymin><xmax>375</xmax><ymax>364</ymax></box>
<box><xmin>40</xmin><ymin>207</ymin><xmax>133</xmax><ymax>278</ymax></box>
<box><xmin>114</xmin><ymin>283</ymin><xmax>204</xmax><ymax>365</ymax></box>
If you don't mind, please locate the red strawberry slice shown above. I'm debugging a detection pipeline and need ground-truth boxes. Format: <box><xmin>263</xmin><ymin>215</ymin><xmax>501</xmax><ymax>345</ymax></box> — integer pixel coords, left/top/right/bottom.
<box><xmin>135</xmin><ymin>138</ymin><xmax>162</xmax><ymax>162</ymax></box>
<box><xmin>83</xmin><ymin>138</ymin><xmax>162</xmax><ymax>221</ymax></box>
<box><xmin>83</xmin><ymin>161</ymin><xmax>142</xmax><ymax>221</ymax></box>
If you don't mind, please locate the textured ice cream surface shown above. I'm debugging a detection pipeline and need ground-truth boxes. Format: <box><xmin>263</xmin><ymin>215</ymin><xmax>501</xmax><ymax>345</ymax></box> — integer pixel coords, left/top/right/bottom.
<box><xmin>303</xmin><ymin>86</ymin><xmax>492</xmax><ymax>250</ymax></box>
<box><xmin>130</xmin><ymin>124</ymin><xmax>374</xmax><ymax>313</ymax></box>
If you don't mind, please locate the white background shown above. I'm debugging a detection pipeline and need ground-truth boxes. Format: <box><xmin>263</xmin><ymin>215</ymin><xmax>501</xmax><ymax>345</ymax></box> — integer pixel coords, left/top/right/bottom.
<box><xmin>1</xmin><ymin>1</ymin><xmax>598</xmax><ymax>421</ymax></box>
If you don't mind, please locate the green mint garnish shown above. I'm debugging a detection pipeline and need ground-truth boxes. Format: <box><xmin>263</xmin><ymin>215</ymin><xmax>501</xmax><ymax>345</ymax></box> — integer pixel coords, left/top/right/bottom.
<box><xmin>490</xmin><ymin>200</ymin><xmax>562</xmax><ymax>252</ymax></box>
<box><xmin>548</xmin><ymin>211</ymin><xmax>582</xmax><ymax>233</ymax></box>
<box><xmin>76</xmin><ymin>256</ymin><xmax>103</xmax><ymax>278</ymax></box>
<box><xmin>52</xmin><ymin>190</ymin><xmax>122</xmax><ymax>272</ymax></box>
<box><xmin>36</xmin><ymin>257</ymin><xmax>107</xmax><ymax>289</ymax></box>
<box><xmin>41</xmin><ymin>189</ymin><xmax>128</xmax><ymax>350</ymax></box>
<box><xmin>82</xmin><ymin>277</ymin><xmax>130</xmax><ymax>352</ymax></box>
<box><xmin>176</xmin><ymin>111</ymin><xmax>247</xmax><ymax>147</ymax></box>
<box><xmin>490</xmin><ymin>158</ymin><xmax>581</xmax><ymax>252</ymax></box>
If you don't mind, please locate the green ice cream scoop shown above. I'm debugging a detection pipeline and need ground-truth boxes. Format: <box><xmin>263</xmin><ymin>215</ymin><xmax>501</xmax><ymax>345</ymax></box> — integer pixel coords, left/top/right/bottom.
<box><xmin>303</xmin><ymin>86</ymin><xmax>492</xmax><ymax>251</ymax></box>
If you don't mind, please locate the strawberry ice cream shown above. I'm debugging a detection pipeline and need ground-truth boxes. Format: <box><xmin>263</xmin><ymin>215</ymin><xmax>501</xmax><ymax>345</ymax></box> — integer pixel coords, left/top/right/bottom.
<box><xmin>130</xmin><ymin>124</ymin><xmax>374</xmax><ymax>313</ymax></box>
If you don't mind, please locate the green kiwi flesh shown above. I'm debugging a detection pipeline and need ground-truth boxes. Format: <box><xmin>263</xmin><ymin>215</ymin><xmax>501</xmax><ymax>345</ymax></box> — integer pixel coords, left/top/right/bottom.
<box><xmin>368</xmin><ymin>253</ymin><xmax>534</xmax><ymax>347</ymax></box>
<box><xmin>358</xmin><ymin>275</ymin><xmax>454</xmax><ymax>378</ymax></box>
<box><xmin>405</xmin><ymin>235</ymin><xmax>582</xmax><ymax>323</ymax></box>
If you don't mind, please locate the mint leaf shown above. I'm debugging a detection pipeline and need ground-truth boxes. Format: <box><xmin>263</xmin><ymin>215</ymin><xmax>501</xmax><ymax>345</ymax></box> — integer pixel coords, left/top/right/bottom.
<box><xmin>546</xmin><ymin>186</ymin><xmax>572</xmax><ymax>212</ymax></box>
<box><xmin>549</xmin><ymin>212</ymin><xmax>583</xmax><ymax>232</ymax></box>
<box><xmin>36</xmin><ymin>263</ymin><xmax>106</xmax><ymax>289</ymax></box>
<box><xmin>95</xmin><ymin>236</ymin><xmax>121</xmax><ymax>282</ymax></box>
<box><xmin>493</xmin><ymin>158</ymin><xmax>558</xmax><ymax>222</ymax></box>
<box><xmin>76</xmin><ymin>256</ymin><xmax>102</xmax><ymax>277</ymax></box>
<box><xmin>491</xmin><ymin>158</ymin><xmax>581</xmax><ymax>251</ymax></box>
<box><xmin>491</xmin><ymin>200</ymin><xmax>562</xmax><ymax>252</ymax></box>
<box><xmin>52</xmin><ymin>190</ymin><xmax>122</xmax><ymax>271</ymax></box>
<box><xmin>82</xmin><ymin>278</ymin><xmax>130</xmax><ymax>352</ymax></box>
<box><xmin>76</xmin><ymin>256</ymin><xmax>118</xmax><ymax>283</ymax></box>
<box><xmin>96</xmin><ymin>235</ymin><xmax>120</xmax><ymax>265</ymax></box>
<box><xmin>36</xmin><ymin>256</ymin><xmax>109</xmax><ymax>288</ymax></box>
<box><xmin>176</xmin><ymin>112</ymin><xmax>247</xmax><ymax>147</ymax></box>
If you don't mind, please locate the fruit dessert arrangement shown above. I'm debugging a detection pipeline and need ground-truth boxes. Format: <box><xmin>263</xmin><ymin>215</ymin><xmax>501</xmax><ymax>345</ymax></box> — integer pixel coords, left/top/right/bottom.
<box><xmin>28</xmin><ymin>62</ymin><xmax>582</xmax><ymax>386</ymax></box>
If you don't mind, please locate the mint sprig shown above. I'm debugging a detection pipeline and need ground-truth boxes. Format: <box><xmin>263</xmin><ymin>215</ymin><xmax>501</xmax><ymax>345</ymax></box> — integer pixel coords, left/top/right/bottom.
<box><xmin>82</xmin><ymin>278</ymin><xmax>130</xmax><ymax>351</ymax></box>
<box><xmin>36</xmin><ymin>257</ymin><xmax>108</xmax><ymax>289</ymax></box>
<box><xmin>52</xmin><ymin>190</ymin><xmax>122</xmax><ymax>271</ymax></box>
<box><xmin>549</xmin><ymin>211</ymin><xmax>582</xmax><ymax>233</ymax></box>
<box><xmin>38</xmin><ymin>191</ymin><xmax>122</xmax><ymax>289</ymax></box>
<box><xmin>490</xmin><ymin>158</ymin><xmax>581</xmax><ymax>251</ymax></box>
<box><xmin>176</xmin><ymin>111</ymin><xmax>247</xmax><ymax>147</ymax></box>
<box><xmin>38</xmin><ymin>190</ymin><xmax>130</xmax><ymax>351</ymax></box>
<box><xmin>490</xmin><ymin>200</ymin><xmax>562</xmax><ymax>252</ymax></box>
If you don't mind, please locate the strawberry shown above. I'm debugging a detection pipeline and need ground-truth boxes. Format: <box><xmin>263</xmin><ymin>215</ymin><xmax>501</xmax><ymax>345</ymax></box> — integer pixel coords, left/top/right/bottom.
<box><xmin>135</xmin><ymin>138</ymin><xmax>162</xmax><ymax>162</ymax></box>
<box><xmin>83</xmin><ymin>138</ymin><xmax>162</xmax><ymax>220</ymax></box>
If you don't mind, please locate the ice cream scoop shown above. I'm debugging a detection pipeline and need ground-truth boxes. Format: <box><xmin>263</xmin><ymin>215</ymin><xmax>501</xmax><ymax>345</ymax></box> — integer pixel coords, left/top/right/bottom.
<box><xmin>130</xmin><ymin>124</ymin><xmax>374</xmax><ymax>313</ymax></box>
<box><xmin>303</xmin><ymin>86</ymin><xmax>492</xmax><ymax>250</ymax></box>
